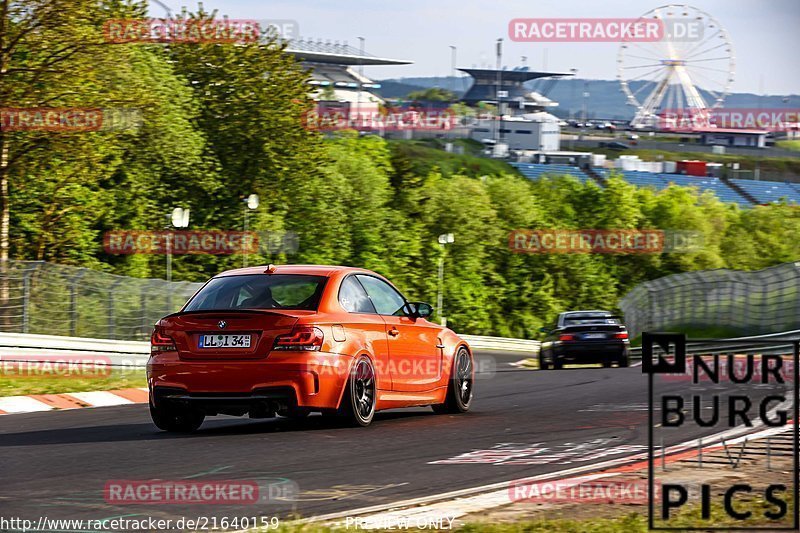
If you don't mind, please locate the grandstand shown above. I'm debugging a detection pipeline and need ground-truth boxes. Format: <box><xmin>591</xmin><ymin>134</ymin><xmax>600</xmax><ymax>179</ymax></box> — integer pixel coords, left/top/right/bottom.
<box><xmin>609</xmin><ymin>172</ymin><xmax>751</xmax><ymax>207</ymax></box>
<box><xmin>730</xmin><ymin>178</ymin><xmax>800</xmax><ymax>205</ymax></box>
<box><xmin>614</xmin><ymin>171</ymin><xmax>669</xmax><ymax>191</ymax></box>
<box><xmin>284</xmin><ymin>39</ymin><xmax>411</xmax><ymax>107</ymax></box>
<box><xmin>662</xmin><ymin>175</ymin><xmax>752</xmax><ymax>207</ymax></box>
<box><xmin>509</xmin><ymin>162</ymin><xmax>799</xmax><ymax>208</ymax></box>
<box><xmin>509</xmin><ymin>162</ymin><xmax>592</xmax><ymax>183</ymax></box>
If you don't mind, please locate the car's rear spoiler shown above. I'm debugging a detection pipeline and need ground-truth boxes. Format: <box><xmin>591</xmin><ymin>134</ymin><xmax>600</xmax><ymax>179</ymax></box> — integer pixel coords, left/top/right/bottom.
<box><xmin>163</xmin><ymin>308</ymin><xmax>308</xmax><ymax>319</ymax></box>
<box><xmin>567</xmin><ymin>314</ymin><xmax>623</xmax><ymax>320</ymax></box>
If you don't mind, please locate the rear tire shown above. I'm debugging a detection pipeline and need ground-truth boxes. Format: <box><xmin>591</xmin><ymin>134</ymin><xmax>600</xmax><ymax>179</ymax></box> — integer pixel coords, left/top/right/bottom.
<box><xmin>618</xmin><ymin>355</ymin><xmax>630</xmax><ymax>368</ymax></box>
<box><xmin>432</xmin><ymin>347</ymin><xmax>473</xmax><ymax>414</ymax></box>
<box><xmin>338</xmin><ymin>355</ymin><xmax>376</xmax><ymax>427</ymax></box>
<box><xmin>553</xmin><ymin>358</ymin><xmax>564</xmax><ymax>370</ymax></box>
<box><xmin>539</xmin><ymin>351</ymin><xmax>552</xmax><ymax>370</ymax></box>
<box><xmin>149</xmin><ymin>402</ymin><xmax>204</xmax><ymax>433</ymax></box>
<box><xmin>602</xmin><ymin>360</ymin><xmax>613</xmax><ymax>368</ymax></box>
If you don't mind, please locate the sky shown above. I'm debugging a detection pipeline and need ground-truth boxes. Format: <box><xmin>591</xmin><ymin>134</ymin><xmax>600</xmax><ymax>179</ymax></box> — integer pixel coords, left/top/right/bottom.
<box><xmin>148</xmin><ymin>0</ymin><xmax>800</xmax><ymax>95</ymax></box>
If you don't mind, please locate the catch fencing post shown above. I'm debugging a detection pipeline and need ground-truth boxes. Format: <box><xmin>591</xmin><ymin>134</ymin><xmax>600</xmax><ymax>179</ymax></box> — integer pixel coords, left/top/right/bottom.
<box><xmin>21</xmin><ymin>263</ymin><xmax>36</xmax><ymax>333</ymax></box>
<box><xmin>108</xmin><ymin>278</ymin><xmax>124</xmax><ymax>339</ymax></box>
<box><xmin>69</xmin><ymin>270</ymin><xmax>87</xmax><ymax>337</ymax></box>
<box><xmin>140</xmin><ymin>280</ymin><xmax>151</xmax><ymax>341</ymax></box>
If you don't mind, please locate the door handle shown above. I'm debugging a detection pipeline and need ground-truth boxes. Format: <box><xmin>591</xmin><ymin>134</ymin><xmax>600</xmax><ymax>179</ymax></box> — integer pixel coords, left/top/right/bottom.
<box><xmin>388</xmin><ymin>328</ymin><xmax>400</xmax><ymax>337</ymax></box>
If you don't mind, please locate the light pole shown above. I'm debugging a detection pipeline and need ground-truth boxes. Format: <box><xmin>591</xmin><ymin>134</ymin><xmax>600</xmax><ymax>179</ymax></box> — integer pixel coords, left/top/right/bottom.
<box><xmin>582</xmin><ymin>81</ymin><xmax>589</xmax><ymax>139</ymax></box>
<box><xmin>243</xmin><ymin>193</ymin><xmax>259</xmax><ymax>267</ymax></box>
<box><xmin>436</xmin><ymin>233</ymin><xmax>455</xmax><ymax>326</ymax></box>
<box><xmin>569</xmin><ymin>68</ymin><xmax>578</xmax><ymax>150</ymax></box>
<box><xmin>357</xmin><ymin>36</ymin><xmax>365</xmax><ymax>126</ymax></box>
<box><xmin>166</xmin><ymin>207</ymin><xmax>190</xmax><ymax>283</ymax></box>
<box><xmin>449</xmin><ymin>45</ymin><xmax>457</xmax><ymax>89</ymax></box>
<box><xmin>495</xmin><ymin>38</ymin><xmax>504</xmax><ymax>149</ymax></box>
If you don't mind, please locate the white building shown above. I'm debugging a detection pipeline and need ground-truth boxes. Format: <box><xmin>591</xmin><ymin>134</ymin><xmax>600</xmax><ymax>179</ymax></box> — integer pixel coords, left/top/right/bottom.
<box><xmin>470</xmin><ymin>112</ymin><xmax>561</xmax><ymax>152</ymax></box>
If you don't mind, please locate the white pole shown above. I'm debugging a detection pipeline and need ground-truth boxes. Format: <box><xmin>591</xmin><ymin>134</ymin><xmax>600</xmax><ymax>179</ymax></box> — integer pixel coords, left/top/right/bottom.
<box><xmin>437</xmin><ymin>248</ymin><xmax>445</xmax><ymax>325</ymax></box>
<box><xmin>165</xmin><ymin>212</ymin><xmax>172</xmax><ymax>282</ymax></box>
<box><xmin>166</xmin><ymin>232</ymin><xmax>172</xmax><ymax>283</ymax></box>
<box><xmin>243</xmin><ymin>203</ymin><xmax>249</xmax><ymax>268</ymax></box>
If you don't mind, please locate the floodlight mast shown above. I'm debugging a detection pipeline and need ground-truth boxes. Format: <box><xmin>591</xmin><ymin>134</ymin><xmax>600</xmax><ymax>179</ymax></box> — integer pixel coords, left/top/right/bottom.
<box><xmin>243</xmin><ymin>194</ymin><xmax>259</xmax><ymax>267</ymax></box>
<box><xmin>166</xmin><ymin>207</ymin><xmax>189</xmax><ymax>283</ymax></box>
<box><xmin>436</xmin><ymin>233</ymin><xmax>455</xmax><ymax>326</ymax></box>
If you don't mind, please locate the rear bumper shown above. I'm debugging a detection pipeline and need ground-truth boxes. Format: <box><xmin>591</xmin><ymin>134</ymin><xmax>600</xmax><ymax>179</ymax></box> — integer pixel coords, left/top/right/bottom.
<box><xmin>552</xmin><ymin>342</ymin><xmax>628</xmax><ymax>363</ymax></box>
<box><xmin>147</xmin><ymin>350</ymin><xmax>353</xmax><ymax>411</ymax></box>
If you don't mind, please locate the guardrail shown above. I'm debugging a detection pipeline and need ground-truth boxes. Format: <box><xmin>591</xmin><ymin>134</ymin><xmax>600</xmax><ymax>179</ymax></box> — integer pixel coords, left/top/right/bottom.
<box><xmin>0</xmin><ymin>331</ymin><xmax>541</xmax><ymax>368</ymax></box>
<box><xmin>0</xmin><ymin>332</ymin><xmax>150</xmax><ymax>366</ymax></box>
<box><xmin>461</xmin><ymin>335</ymin><xmax>540</xmax><ymax>353</ymax></box>
<box><xmin>630</xmin><ymin>328</ymin><xmax>800</xmax><ymax>358</ymax></box>
<box><xmin>0</xmin><ymin>332</ymin><xmax>149</xmax><ymax>355</ymax></box>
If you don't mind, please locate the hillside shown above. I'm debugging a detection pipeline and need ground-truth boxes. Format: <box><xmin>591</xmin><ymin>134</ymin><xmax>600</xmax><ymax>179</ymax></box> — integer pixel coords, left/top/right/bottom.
<box><xmin>377</xmin><ymin>76</ymin><xmax>800</xmax><ymax>120</ymax></box>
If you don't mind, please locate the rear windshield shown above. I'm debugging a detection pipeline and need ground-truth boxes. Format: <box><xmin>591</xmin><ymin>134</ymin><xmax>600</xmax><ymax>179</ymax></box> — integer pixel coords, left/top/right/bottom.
<box><xmin>184</xmin><ymin>274</ymin><xmax>327</xmax><ymax>312</ymax></box>
<box><xmin>563</xmin><ymin>315</ymin><xmax>620</xmax><ymax>326</ymax></box>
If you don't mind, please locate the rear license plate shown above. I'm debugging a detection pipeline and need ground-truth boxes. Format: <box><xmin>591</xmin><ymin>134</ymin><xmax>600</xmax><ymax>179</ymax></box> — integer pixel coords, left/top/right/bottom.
<box><xmin>583</xmin><ymin>333</ymin><xmax>606</xmax><ymax>339</ymax></box>
<box><xmin>199</xmin><ymin>334</ymin><xmax>252</xmax><ymax>349</ymax></box>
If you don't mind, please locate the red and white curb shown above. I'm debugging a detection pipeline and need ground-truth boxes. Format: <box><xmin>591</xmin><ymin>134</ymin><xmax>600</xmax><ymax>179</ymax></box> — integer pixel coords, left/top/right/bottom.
<box><xmin>0</xmin><ymin>388</ymin><xmax>148</xmax><ymax>415</ymax></box>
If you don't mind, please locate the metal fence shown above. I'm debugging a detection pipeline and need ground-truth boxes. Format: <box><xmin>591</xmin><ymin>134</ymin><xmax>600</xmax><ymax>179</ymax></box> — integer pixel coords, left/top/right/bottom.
<box><xmin>620</xmin><ymin>261</ymin><xmax>800</xmax><ymax>339</ymax></box>
<box><xmin>0</xmin><ymin>261</ymin><xmax>202</xmax><ymax>341</ymax></box>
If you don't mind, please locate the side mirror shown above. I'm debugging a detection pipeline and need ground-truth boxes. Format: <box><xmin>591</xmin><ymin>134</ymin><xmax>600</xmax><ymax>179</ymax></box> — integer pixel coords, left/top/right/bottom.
<box><xmin>407</xmin><ymin>302</ymin><xmax>434</xmax><ymax>319</ymax></box>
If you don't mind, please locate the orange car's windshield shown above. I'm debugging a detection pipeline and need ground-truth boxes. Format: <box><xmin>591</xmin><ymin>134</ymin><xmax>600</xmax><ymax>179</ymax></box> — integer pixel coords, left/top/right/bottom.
<box><xmin>184</xmin><ymin>274</ymin><xmax>327</xmax><ymax>312</ymax></box>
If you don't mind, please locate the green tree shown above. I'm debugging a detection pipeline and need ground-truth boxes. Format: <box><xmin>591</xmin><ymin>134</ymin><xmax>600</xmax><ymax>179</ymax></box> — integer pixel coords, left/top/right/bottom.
<box><xmin>406</xmin><ymin>87</ymin><xmax>457</xmax><ymax>102</ymax></box>
<box><xmin>166</xmin><ymin>7</ymin><xmax>327</xmax><ymax>274</ymax></box>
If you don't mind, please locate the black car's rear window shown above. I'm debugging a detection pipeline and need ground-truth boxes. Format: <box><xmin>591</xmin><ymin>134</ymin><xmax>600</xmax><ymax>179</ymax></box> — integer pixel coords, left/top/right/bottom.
<box><xmin>563</xmin><ymin>314</ymin><xmax>620</xmax><ymax>326</ymax></box>
<box><xmin>184</xmin><ymin>274</ymin><xmax>327</xmax><ymax>312</ymax></box>
<box><xmin>564</xmin><ymin>318</ymin><xmax>619</xmax><ymax>326</ymax></box>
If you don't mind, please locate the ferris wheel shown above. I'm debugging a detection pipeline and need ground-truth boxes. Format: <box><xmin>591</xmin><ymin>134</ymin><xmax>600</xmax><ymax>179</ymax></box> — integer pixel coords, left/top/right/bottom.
<box><xmin>617</xmin><ymin>4</ymin><xmax>735</xmax><ymax>129</ymax></box>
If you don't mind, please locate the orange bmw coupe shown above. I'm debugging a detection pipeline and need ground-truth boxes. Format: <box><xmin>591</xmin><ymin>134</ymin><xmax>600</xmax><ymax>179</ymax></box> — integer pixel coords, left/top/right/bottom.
<box><xmin>147</xmin><ymin>265</ymin><xmax>474</xmax><ymax>431</ymax></box>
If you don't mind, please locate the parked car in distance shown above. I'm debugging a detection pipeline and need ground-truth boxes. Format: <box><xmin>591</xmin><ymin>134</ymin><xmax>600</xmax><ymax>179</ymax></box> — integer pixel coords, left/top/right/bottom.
<box><xmin>538</xmin><ymin>310</ymin><xmax>630</xmax><ymax>370</ymax></box>
<box><xmin>148</xmin><ymin>265</ymin><xmax>474</xmax><ymax>431</ymax></box>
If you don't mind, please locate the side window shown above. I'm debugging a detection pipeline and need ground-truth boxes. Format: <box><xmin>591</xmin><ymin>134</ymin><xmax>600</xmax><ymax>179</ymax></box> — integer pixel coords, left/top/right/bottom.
<box><xmin>339</xmin><ymin>276</ymin><xmax>376</xmax><ymax>314</ymax></box>
<box><xmin>357</xmin><ymin>275</ymin><xmax>407</xmax><ymax>316</ymax></box>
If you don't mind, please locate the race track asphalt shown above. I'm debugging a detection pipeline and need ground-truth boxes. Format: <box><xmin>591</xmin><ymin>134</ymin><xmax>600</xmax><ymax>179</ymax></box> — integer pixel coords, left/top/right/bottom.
<box><xmin>0</xmin><ymin>350</ymin><xmax>786</xmax><ymax>526</ymax></box>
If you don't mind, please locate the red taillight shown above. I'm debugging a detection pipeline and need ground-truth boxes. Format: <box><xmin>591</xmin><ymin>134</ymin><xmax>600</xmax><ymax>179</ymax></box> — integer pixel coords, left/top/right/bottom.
<box><xmin>273</xmin><ymin>326</ymin><xmax>324</xmax><ymax>351</ymax></box>
<box><xmin>559</xmin><ymin>334</ymin><xmax>576</xmax><ymax>341</ymax></box>
<box><xmin>614</xmin><ymin>332</ymin><xmax>629</xmax><ymax>340</ymax></box>
<box><xmin>150</xmin><ymin>327</ymin><xmax>177</xmax><ymax>353</ymax></box>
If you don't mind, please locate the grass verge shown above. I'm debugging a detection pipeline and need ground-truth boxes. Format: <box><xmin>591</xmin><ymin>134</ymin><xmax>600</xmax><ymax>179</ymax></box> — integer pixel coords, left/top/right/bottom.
<box><xmin>0</xmin><ymin>368</ymin><xmax>147</xmax><ymax>396</ymax></box>
<box><xmin>776</xmin><ymin>140</ymin><xmax>800</xmax><ymax>152</ymax></box>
